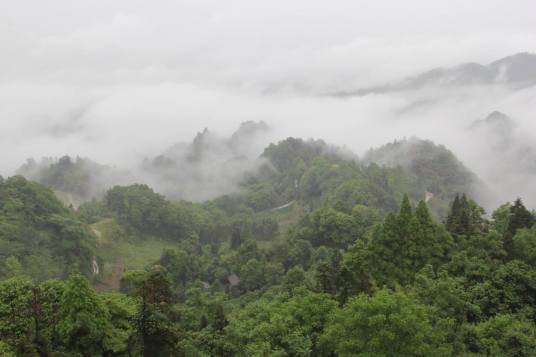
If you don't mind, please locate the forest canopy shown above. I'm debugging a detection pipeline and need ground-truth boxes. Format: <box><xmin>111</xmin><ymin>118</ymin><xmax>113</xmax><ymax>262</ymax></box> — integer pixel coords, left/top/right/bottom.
<box><xmin>1</xmin><ymin>136</ymin><xmax>535</xmax><ymax>356</ymax></box>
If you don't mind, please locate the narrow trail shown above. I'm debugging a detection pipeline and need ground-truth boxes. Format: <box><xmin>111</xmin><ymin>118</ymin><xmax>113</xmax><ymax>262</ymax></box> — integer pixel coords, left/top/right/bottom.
<box><xmin>269</xmin><ymin>200</ymin><xmax>295</xmax><ymax>212</ymax></box>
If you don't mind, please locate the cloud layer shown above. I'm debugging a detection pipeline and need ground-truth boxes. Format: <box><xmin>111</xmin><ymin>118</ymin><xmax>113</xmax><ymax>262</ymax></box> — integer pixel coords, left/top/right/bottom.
<box><xmin>1</xmin><ymin>0</ymin><xmax>536</xmax><ymax>208</ymax></box>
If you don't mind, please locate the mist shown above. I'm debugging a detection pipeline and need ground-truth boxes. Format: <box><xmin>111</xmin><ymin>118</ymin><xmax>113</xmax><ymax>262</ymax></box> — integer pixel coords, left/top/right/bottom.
<box><xmin>2</xmin><ymin>0</ymin><xmax>536</xmax><ymax>209</ymax></box>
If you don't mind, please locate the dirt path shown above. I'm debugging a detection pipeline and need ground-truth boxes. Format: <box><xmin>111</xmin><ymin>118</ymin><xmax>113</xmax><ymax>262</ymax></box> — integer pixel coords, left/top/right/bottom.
<box><xmin>94</xmin><ymin>260</ymin><xmax>125</xmax><ymax>292</ymax></box>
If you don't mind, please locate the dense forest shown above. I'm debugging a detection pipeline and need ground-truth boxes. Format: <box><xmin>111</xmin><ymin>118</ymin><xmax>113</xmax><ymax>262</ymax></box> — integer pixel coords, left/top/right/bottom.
<box><xmin>1</xmin><ymin>136</ymin><xmax>536</xmax><ymax>356</ymax></box>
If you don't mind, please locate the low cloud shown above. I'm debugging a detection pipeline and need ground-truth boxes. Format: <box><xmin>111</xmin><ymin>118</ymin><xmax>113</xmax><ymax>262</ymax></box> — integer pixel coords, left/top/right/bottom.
<box><xmin>1</xmin><ymin>0</ymin><xmax>536</xmax><ymax>209</ymax></box>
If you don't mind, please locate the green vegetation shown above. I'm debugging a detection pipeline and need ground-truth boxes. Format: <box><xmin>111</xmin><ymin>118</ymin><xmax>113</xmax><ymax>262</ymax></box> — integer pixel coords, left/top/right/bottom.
<box><xmin>17</xmin><ymin>156</ymin><xmax>114</xmax><ymax>205</ymax></box>
<box><xmin>0</xmin><ymin>176</ymin><xmax>95</xmax><ymax>280</ymax></box>
<box><xmin>2</xmin><ymin>136</ymin><xmax>536</xmax><ymax>356</ymax></box>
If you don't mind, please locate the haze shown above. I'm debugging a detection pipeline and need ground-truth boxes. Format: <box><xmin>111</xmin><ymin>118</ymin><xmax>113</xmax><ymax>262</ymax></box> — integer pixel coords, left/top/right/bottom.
<box><xmin>2</xmin><ymin>0</ymin><xmax>536</xmax><ymax>208</ymax></box>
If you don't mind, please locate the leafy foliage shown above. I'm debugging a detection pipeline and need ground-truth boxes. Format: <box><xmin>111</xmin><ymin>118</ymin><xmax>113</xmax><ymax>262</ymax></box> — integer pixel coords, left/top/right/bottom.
<box><xmin>0</xmin><ymin>176</ymin><xmax>95</xmax><ymax>280</ymax></box>
<box><xmin>1</xmin><ymin>137</ymin><xmax>535</xmax><ymax>356</ymax></box>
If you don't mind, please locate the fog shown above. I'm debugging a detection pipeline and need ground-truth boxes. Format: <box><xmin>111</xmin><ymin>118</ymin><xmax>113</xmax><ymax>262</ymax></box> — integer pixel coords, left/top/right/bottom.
<box><xmin>2</xmin><ymin>0</ymin><xmax>536</xmax><ymax>208</ymax></box>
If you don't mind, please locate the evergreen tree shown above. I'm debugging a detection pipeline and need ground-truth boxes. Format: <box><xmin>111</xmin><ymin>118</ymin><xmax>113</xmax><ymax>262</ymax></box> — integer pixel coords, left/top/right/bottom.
<box><xmin>412</xmin><ymin>201</ymin><xmax>453</xmax><ymax>270</ymax></box>
<box><xmin>366</xmin><ymin>196</ymin><xmax>415</xmax><ymax>285</ymax></box>
<box><xmin>504</xmin><ymin>198</ymin><xmax>535</xmax><ymax>258</ymax></box>
<box><xmin>446</xmin><ymin>194</ymin><xmax>461</xmax><ymax>234</ymax></box>
<box><xmin>135</xmin><ymin>266</ymin><xmax>178</xmax><ymax>357</ymax></box>
<box><xmin>446</xmin><ymin>194</ymin><xmax>485</xmax><ymax>238</ymax></box>
<box><xmin>507</xmin><ymin>198</ymin><xmax>535</xmax><ymax>236</ymax></box>
<box><xmin>365</xmin><ymin>197</ymin><xmax>452</xmax><ymax>286</ymax></box>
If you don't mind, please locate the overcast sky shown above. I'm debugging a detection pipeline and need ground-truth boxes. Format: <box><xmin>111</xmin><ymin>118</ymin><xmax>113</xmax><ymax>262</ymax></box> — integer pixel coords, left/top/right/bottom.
<box><xmin>1</xmin><ymin>0</ymin><xmax>536</xmax><ymax>174</ymax></box>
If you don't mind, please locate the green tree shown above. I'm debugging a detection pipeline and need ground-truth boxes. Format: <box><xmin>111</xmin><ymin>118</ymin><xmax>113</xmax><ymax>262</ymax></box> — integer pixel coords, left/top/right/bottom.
<box><xmin>321</xmin><ymin>289</ymin><xmax>451</xmax><ymax>356</ymax></box>
<box><xmin>505</xmin><ymin>198</ymin><xmax>535</xmax><ymax>257</ymax></box>
<box><xmin>303</xmin><ymin>207</ymin><xmax>357</xmax><ymax>248</ymax></box>
<box><xmin>159</xmin><ymin>248</ymin><xmax>200</xmax><ymax>289</ymax></box>
<box><xmin>507</xmin><ymin>198</ymin><xmax>535</xmax><ymax>236</ymax></box>
<box><xmin>104</xmin><ymin>184</ymin><xmax>169</xmax><ymax>234</ymax></box>
<box><xmin>239</xmin><ymin>258</ymin><xmax>265</xmax><ymax>292</ymax></box>
<box><xmin>468</xmin><ymin>260</ymin><xmax>536</xmax><ymax>318</ymax></box>
<box><xmin>0</xmin><ymin>341</ymin><xmax>16</xmax><ymax>357</ymax></box>
<box><xmin>101</xmin><ymin>292</ymin><xmax>137</xmax><ymax>356</ymax></box>
<box><xmin>474</xmin><ymin>314</ymin><xmax>536</xmax><ymax>356</ymax></box>
<box><xmin>34</xmin><ymin>279</ymin><xmax>66</xmax><ymax>355</ymax></box>
<box><xmin>134</xmin><ymin>266</ymin><xmax>178</xmax><ymax>357</ymax></box>
<box><xmin>410</xmin><ymin>201</ymin><xmax>453</xmax><ymax>271</ymax></box>
<box><xmin>365</xmin><ymin>196</ymin><xmax>451</xmax><ymax>286</ymax></box>
<box><xmin>512</xmin><ymin>227</ymin><xmax>536</xmax><ymax>266</ymax></box>
<box><xmin>491</xmin><ymin>203</ymin><xmax>512</xmax><ymax>236</ymax></box>
<box><xmin>4</xmin><ymin>256</ymin><xmax>24</xmax><ymax>278</ymax></box>
<box><xmin>0</xmin><ymin>278</ymin><xmax>35</xmax><ymax>355</ymax></box>
<box><xmin>228</xmin><ymin>288</ymin><xmax>337</xmax><ymax>356</ymax></box>
<box><xmin>446</xmin><ymin>194</ymin><xmax>485</xmax><ymax>238</ymax></box>
<box><xmin>57</xmin><ymin>274</ymin><xmax>110</xmax><ymax>356</ymax></box>
<box><xmin>284</xmin><ymin>266</ymin><xmax>307</xmax><ymax>290</ymax></box>
<box><xmin>414</xmin><ymin>265</ymin><xmax>479</xmax><ymax>324</ymax></box>
<box><xmin>351</xmin><ymin>204</ymin><xmax>380</xmax><ymax>239</ymax></box>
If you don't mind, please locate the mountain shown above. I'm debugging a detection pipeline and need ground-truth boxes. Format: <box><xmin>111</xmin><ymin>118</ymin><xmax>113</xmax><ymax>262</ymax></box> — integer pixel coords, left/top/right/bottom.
<box><xmin>463</xmin><ymin>111</ymin><xmax>536</xmax><ymax>208</ymax></box>
<box><xmin>338</xmin><ymin>52</ymin><xmax>536</xmax><ymax>96</ymax></box>
<box><xmin>469</xmin><ymin>111</ymin><xmax>536</xmax><ymax>173</ymax></box>
<box><xmin>489</xmin><ymin>52</ymin><xmax>536</xmax><ymax>83</ymax></box>
<box><xmin>469</xmin><ymin>111</ymin><xmax>516</xmax><ymax>150</ymax></box>
<box><xmin>363</xmin><ymin>138</ymin><xmax>477</xmax><ymax>214</ymax></box>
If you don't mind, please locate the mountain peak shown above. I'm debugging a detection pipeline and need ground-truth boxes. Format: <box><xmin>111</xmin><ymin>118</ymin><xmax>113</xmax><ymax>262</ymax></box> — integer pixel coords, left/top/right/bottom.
<box><xmin>485</xmin><ymin>110</ymin><xmax>512</xmax><ymax>122</ymax></box>
<box><xmin>489</xmin><ymin>52</ymin><xmax>536</xmax><ymax>82</ymax></box>
<box><xmin>470</xmin><ymin>111</ymin><xmax>516</xmax><ymax>141</ymax></box>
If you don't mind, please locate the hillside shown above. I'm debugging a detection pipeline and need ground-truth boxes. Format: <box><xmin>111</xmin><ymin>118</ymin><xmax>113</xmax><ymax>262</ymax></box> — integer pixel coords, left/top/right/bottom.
<box><xmin>2</xmin><ymin>136</ymin><xmax>535</xmax><ymax>356</ymax></box>
<box><xmin>364</xmin><ymin>138</ymin><xmax>477</xmax><ymax>216</ymax></box>
<box><xmin>0</xmin><ymin>176</ymin><xmax>96</xmax><ymax>280</ymax></box>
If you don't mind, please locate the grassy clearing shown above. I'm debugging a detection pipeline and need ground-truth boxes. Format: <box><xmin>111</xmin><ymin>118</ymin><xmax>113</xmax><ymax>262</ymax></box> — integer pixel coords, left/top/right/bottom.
<box><xmin>91</xmin><ymin>218</ymin><xmax>180</xmax><ymax>287</ymax></box>
<box><xmin>90</xmin><ymin>201</ymin><xmax>307</xmax><ymax>286</ymax></box>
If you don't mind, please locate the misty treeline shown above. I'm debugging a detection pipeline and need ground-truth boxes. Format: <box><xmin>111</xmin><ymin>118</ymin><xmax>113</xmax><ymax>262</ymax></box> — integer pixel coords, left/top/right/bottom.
<box><xmin>1</xmin><ymin>136</ymin><xmax>536</xmax><ymax>356</ymax></box>
<box><xmin>16</xmin><ymin>121</ymin><xmax>274</xmax><ymax>204</ymax></box>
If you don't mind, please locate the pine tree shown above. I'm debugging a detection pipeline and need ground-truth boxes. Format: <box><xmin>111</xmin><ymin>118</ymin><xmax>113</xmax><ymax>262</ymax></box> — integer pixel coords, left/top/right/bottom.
<box><xmin>459</xmin><ymin>194</ymin><xmax>471</xmax><ymax>235</ymax></box>
<box><xmin>213</xmin><ymin>304</ymin><xmax>228</xmax><ymax>333</ymax></box>
<box><xmin>366</xmin><ymin>197</ymin><xmax>453</xmax><ymax>286</ymax></box>
<box><xmin>446</xmin><ymin>194</ymin><xmax>461</xmax><ymax>234</ymax></box>
<box><xmin>446</xmin><ymin>194</ymin><xmax>483</xmax><ymax>238</ymax></box>
<box><xmin>504</xmin><ymin>198</ymin><xmax>535</xmax><ymax>257</ymax></box>
<box><xmin>507</xmin><ymin>198</ymin><xmax>535</xmax><ymax>236</ymax></box>
<box><xmin>397</xmin><ymin>194</ymin><xmax>413</xmax><ymax>235</ymax></box>
<box><xmin>413</xmin><ymin>201</ymin><xmax>453</xmax><ymax>269</ymax></box>
<box><xmin>366</xmin><ymin>196</ymin><xmax>414</xmax><ymax>285</ymax></box>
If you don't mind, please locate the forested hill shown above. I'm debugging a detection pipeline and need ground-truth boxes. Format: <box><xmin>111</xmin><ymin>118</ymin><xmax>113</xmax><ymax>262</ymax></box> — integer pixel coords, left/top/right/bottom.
<box><xmin>15</xmin><ymin>133</ymin><xmax>477</xmax><ymax>217</ymax></box>
<box><xmin>364</xmin><ymin>138</ymin><xmax>478</xmax><ymax>215</ymax></box>
<box><xmin>0</xmin><ymin>176</ymin><xmax>95</xmax><ymax>280</ymax></box>
<box><xmin>16</xmin><ymin>156</ymin><xmax>124</xmax><ymax>207</ymax></box>
<box><xmin>2</xmin><ymin>136</ymin><xmax>536</xmax><ymax>356</ymax></box>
